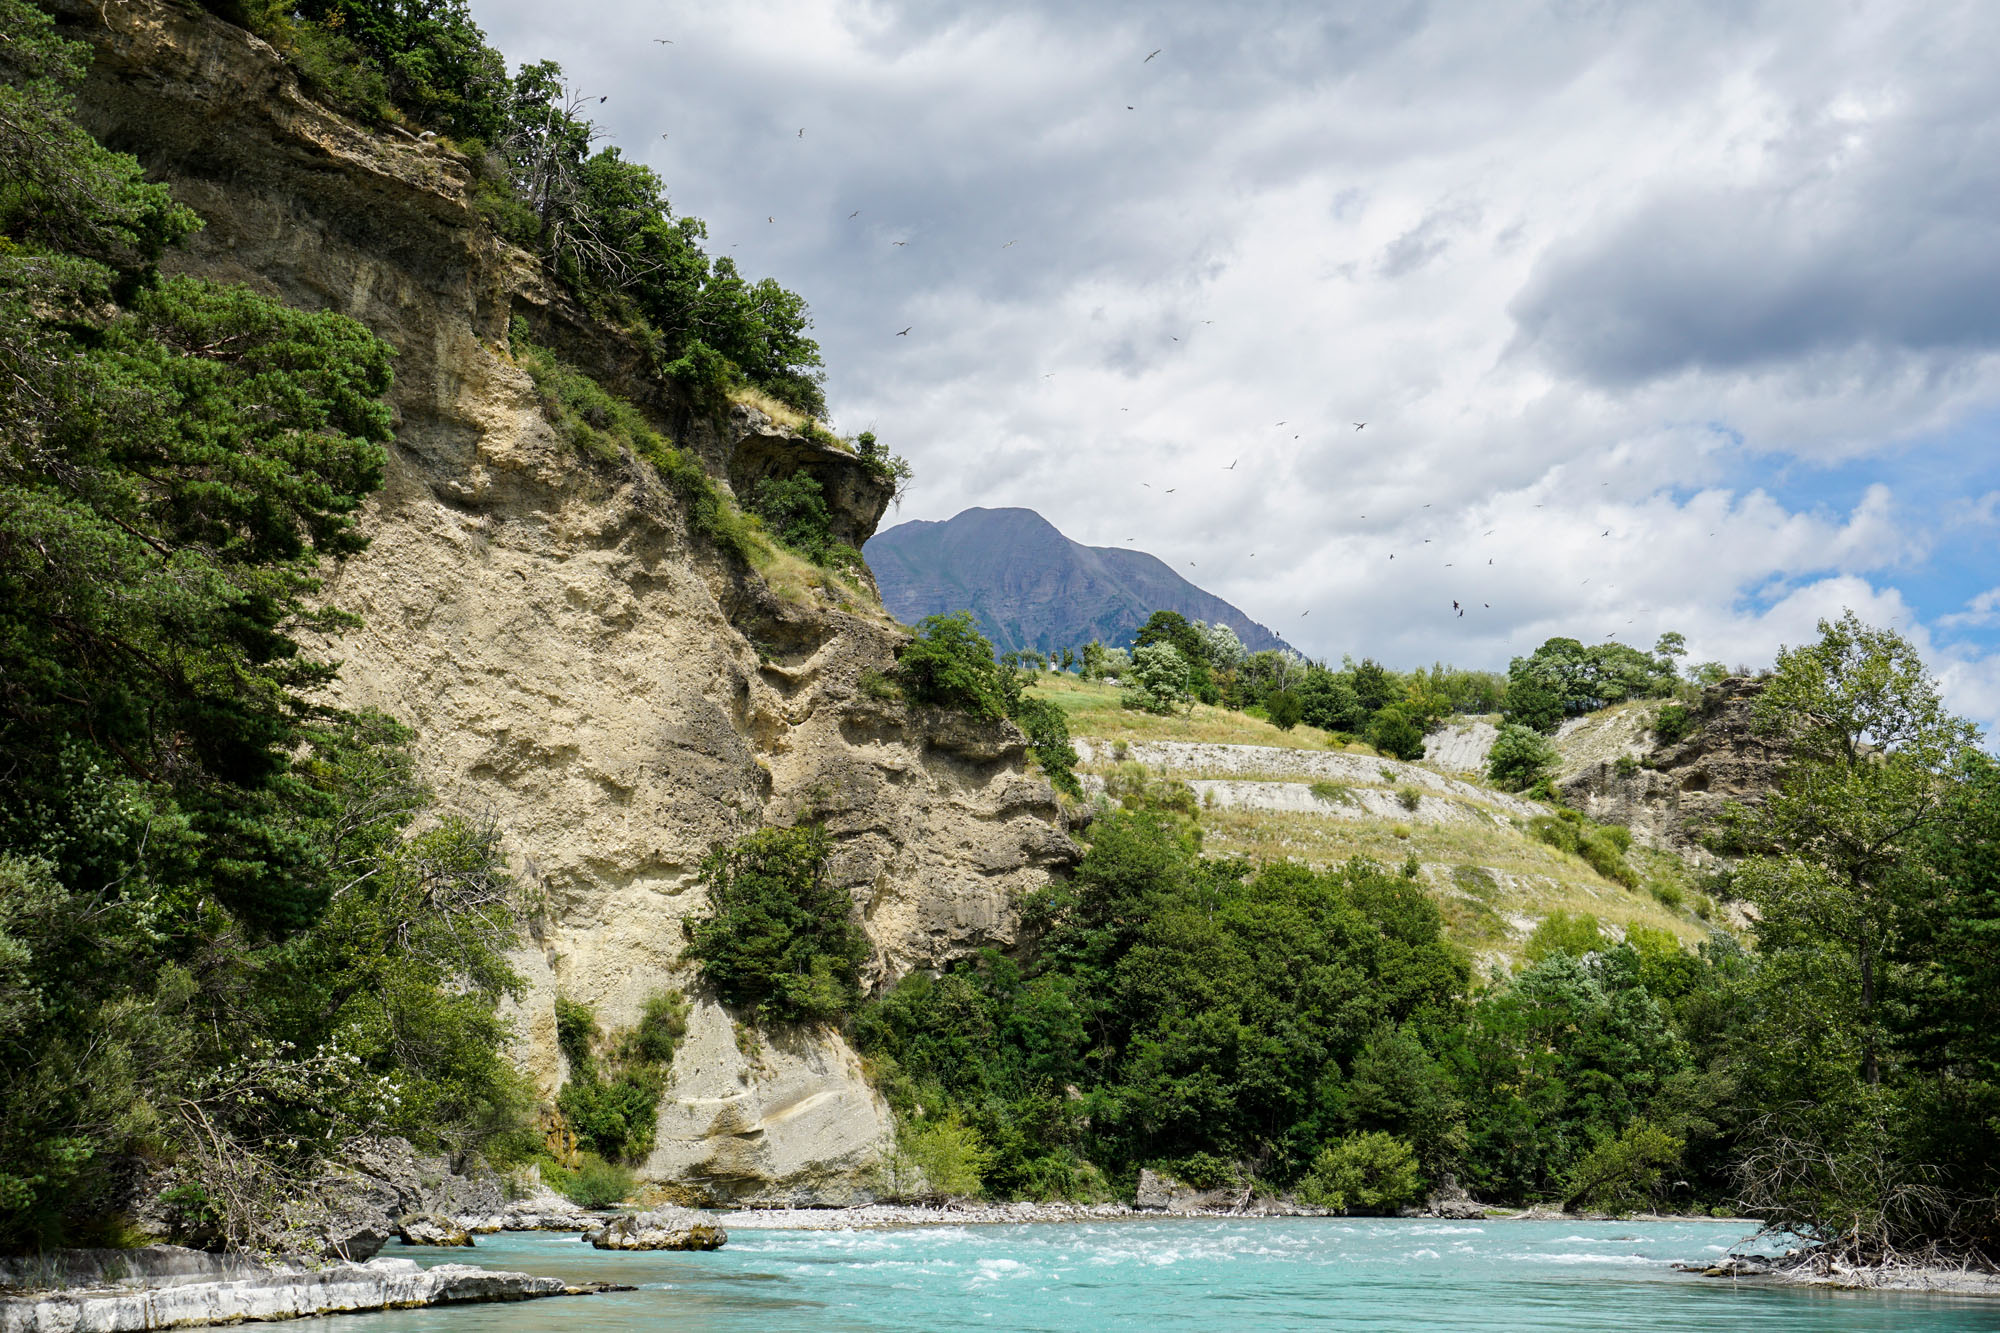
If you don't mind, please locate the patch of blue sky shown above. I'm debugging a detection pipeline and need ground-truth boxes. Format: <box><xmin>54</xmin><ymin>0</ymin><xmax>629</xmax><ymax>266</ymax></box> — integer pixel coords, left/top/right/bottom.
<box><xmin>1713</xmin><ymin>410</ymin><xmax>2000</xmax><ymax>649</ymax></box>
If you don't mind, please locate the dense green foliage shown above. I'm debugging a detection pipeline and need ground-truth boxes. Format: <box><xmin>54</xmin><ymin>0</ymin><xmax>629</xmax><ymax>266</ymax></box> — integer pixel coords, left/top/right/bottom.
<box><xmin>748</xmin><ymin>472</ymin><xmax>863</xmax><ymax>573</ymax></box>
<box><xmin>858</xmin><ymin>813</ymin><xmax>1475</xmax><ymax>1200</ymax></box>
<box><xmin>1722</xmin><ymin>613</ymin><xmax>1997</xmax><ymax>1264</ymax></box>
<box><xmin>894</xmin><ymin>614</ymin><xmax>1081</xmax><ymax>795</ymax></box>
<box><xmin>0</xmin><ymin>5</ymin><xmax>531</xmax><ymax>1249</ymax></box>
<box><xmin>851</xmin><ymin>805</ymin><xmax>1769</xmax><ymax>1214</ymax></box>
<box><xmin>552</xmin><ymin>991</ymin><xmax>687</xmax><ymax>1163</ymax></box>
<box><xmin>1121</xmin><ymin>642</ymin><xmax>1193</xmax><ymax>715</ymax></box>
<box><xmin>1504</xmin><ymin>637</ymin><xmax>1681</xmax><ymax>733</ymax></box>
<box><xmin>1487</xmin><ymin>722</ymin><xmax>1561</xmax><ymax>791</ymax></box>
<box><xmin>684</xmin><ymin>825</ymin><xmax>870</xmax><ymax>1025</ymax></box>
<box><xmin>895</xmin><ymin>613</ymin><xmax>1010</xmax><ymax>720</ymax></box>
<box><xmin>202</xmin><ymin>0</ymin><xmax>829</xmax><ymax>415</ymax></box>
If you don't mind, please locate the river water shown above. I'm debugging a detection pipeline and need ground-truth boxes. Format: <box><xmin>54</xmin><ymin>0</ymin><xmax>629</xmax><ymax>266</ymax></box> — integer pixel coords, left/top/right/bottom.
<box><xmin>320</xmin><ymin>1217</ymin><xmax>2000</xmax><ymax>1331</ymax></box>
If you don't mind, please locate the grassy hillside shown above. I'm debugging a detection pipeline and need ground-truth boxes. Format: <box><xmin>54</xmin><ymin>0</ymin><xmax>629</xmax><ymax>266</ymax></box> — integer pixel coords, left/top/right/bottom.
<box><xmin>1032</xmin><ymin>676</ymin><xmax>1722</xmax><ymax>973</ymax></box>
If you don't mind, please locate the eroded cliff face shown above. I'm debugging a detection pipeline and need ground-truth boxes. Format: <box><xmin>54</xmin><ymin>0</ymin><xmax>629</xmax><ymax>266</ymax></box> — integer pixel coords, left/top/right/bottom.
<box><xmin>62</xmin><ymin>0</ymin><xmax>1076</xmax><ymax>1203</ymax></box>
<box><xmin>1559</xmin><ymin>677</ymin><xmax>1779</xmax><ymax>867</ymax></box>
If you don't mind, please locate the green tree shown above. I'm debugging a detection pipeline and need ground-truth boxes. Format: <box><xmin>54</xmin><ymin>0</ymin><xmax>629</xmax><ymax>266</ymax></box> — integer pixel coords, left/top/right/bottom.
<box><xmin>1122</xmin><ymin>643</ymin><xmax>1192</xmax><ymax>715</ymax></box>
<box><xmin>1736</xmin><ymin>612</ymin><xmax>1979</xmax><ymax>1086</ymax></box>
<box><xmin>895</xmin><ymin>613</ymin><xmax>1008</xmax><ymax>720</ymax></box>
<box><xmin>684</xmin><ymin>825</ymin><xmax>868</xmax><ymax>1025</ymax></box>
<box><xmin>1487</xmin><ymin>723</ymin><xmax>1560</xmax><ymax>792</ymax></box>
<box><xmin>1368</xmin><ymin>706</ymin><xmax>1427</xmax><ymax>761</ymax></box>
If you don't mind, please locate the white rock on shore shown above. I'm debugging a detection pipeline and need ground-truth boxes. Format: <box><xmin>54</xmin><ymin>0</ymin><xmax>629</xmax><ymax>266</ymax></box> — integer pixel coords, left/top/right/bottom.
<box><xmin>585</xmin><ymin>1208</ymin><xmax>727</xmax><ymax>1251</ymax></box>
<box><xmin>0</xmin><ymin>1247</ymin><xmax>617</xmax><ymax>1332</ymax></box>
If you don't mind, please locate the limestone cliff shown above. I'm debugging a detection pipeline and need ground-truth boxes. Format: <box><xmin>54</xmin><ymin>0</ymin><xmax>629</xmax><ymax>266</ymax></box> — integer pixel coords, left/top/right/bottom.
<box><xmin>1559</xmin><ymin>677</ymin><xmax>1779</xmax><ymax>867</ymax></box>
<box><xmin>59</xmin><ymin>0</ymin><xmax>1076</xmax><ymax>1203</ymax></box>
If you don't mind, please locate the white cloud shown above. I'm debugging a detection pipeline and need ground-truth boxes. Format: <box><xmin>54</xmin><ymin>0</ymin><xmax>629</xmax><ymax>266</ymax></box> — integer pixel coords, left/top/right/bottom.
<box><xmin>1941</xmin><ymin>587</ymin><xmax>2000</xmax><ymax>630</ymax></box>
<box><xmin>472</xmin><ymin>0</ymin><xmax>2000</xmax><ymax>721</ymax></box>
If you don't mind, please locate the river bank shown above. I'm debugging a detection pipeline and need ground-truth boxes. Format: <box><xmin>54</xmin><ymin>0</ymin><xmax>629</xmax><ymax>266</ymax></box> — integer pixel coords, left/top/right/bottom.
<box><xmin>0</xmin><ymin>1246</ymin><xmax>624</xmax><ymax>1332</ymax></box>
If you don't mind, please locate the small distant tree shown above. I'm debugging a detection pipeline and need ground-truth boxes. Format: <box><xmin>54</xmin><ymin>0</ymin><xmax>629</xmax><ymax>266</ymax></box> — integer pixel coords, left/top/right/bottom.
<box><xmin>1266</xmin><ymin>688</ymin><xmax>1304</xmax><ymax>730</ymax></box>
<box><xmin>1368</xmin><ymin>706</ymin><xmax>1427</xmax><ymax>760</ymax></box>
<box><xmin>1122</xmin><ymin>643</ymin><xmax>1191</xmax><ymax>715</ymax></box>
<box><xmin>1350</xmin><ymin>658</ymin><xmax>1399</xmax><ymax>715</ymax></box>
<box><xmin>1079</xmin><ymin>640</ymin><xmax>1108</xmax><ymax>680</ymax></box>
<box><xmin>1194</xmin><ymin>620</ymin><xmax>1247</xmax><ymax>671</ymax></box>
<box><xmin>1298</xmin><ymin>670</ymin><xmax>1366</xmax><ymax>733</ymax></box>
<box><xmin>895</xmin><ymin>612</ymin><xmax>1007</xmax><ymax>720</ymax></box>
<box><xmin>1487</xmin><ymin>723</ymin><xmax>1560</xmax><ymax>792</ymax></box>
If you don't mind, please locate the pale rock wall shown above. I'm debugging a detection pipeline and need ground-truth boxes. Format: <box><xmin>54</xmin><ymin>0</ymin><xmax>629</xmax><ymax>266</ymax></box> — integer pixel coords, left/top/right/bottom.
<box><xmin>62</xmin><ymin>0</ymin><xmax>1075</xmax><ymax>1202</ymax></box>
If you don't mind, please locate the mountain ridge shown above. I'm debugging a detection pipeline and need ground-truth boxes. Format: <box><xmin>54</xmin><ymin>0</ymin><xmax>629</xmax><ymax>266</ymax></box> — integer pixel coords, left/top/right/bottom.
<box><xmin>866</xmin><ymin>507</ymin><xmax>1294</xmax><ymax>657</ymax></box>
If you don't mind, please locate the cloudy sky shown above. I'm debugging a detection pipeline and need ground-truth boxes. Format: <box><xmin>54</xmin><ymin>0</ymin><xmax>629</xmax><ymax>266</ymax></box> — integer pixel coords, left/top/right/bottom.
<box><xmin>474</xmin><ymin>0</ymin><xmax>2000</xmax><ymax>735</ymax></box>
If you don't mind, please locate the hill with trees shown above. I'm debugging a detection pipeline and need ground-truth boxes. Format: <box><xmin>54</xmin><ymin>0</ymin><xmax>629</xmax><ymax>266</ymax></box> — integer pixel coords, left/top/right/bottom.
<box><xmin>865</xmin><ymin>507</ymin><xmax>1293</xmax><ymax>658</ymax></box>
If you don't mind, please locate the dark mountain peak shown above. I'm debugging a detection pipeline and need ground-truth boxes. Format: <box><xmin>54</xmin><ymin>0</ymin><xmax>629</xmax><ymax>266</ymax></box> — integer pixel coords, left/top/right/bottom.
<box><xmin>865</xmin><ymin>508</ymin><xmax>1293</xmax><ymax>657</ymax></box>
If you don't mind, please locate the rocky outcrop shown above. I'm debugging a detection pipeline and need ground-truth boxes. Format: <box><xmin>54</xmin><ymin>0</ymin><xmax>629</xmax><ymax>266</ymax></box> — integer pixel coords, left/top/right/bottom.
<box><xmin>0</xmin><ymin>1248</ymin><xmax>617</xmax><ymax>1332</ymax></box>
<box><xmin>396</xmin><ymin>1213</ymin><xmax>474</xmax><ymax>1247</ymax></box>
<box><xmin>58</xmin><ymin>0</ymin><xmax>1078</xmax><ymax>1204</ymax></box>
<box><xmin>1559</xmin><ymin>677</ymin><xmax>1780</xmax><ymax>865</ymax></box>
<box><xmin>585</xmin><ymin>1208</ymin><xmax>727</xmax><ymax>1251</ymax></box>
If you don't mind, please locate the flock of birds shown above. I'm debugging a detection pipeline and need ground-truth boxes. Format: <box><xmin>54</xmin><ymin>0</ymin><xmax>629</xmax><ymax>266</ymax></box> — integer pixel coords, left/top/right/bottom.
<box><xmin>632</xmin><ymin>37</ymin><xmax>1653</xmax><ymax>642</ymax></box>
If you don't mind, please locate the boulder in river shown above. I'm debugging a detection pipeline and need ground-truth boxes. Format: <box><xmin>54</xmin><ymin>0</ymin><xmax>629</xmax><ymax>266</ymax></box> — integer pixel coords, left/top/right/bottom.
<box><xmin>586</xmin><ymin>1208</ymin><xmax>728</xmax><ymax>1251</ymax></box>
<box><xmin>397</xmin><ymin>1212</ymin><xmax>474</xmax><ymax>1247</ymax></box>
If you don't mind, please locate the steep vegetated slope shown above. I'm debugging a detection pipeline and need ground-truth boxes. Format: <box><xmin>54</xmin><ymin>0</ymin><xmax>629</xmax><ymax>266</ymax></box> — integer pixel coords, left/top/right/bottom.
<box><xmin>1050</xmin><ymin>676</ymin><xmax>1718</xmax><ymax>973</ymax></box>
<box><xmin>58</xmin><ymin>0</ymin><xmax>1074</xmax><ymax>1206</ymax></box>
<box><xmin>867</xmin><ymin>506</ymin><xmax>1294</xmax><ymax>657</ymax></box>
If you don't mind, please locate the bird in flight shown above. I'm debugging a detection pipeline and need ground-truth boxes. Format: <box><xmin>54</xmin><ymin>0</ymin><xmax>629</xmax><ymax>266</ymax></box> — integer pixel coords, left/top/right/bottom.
<box><xmin>849</xmin><ymin>210</ymin><xmax>860</xmax><ymax>218</ymax></box>
<box><xmin>798</xmin><ymin>128</ymin><xmax>804</xmax><ymax>138</ymax></box>
<box><xmin>1601</xmin><ymin>529</ymin><xmax>1611</xmax><ymax>537</ymax></box>
<box><xmin>1127</xmin><ymin>105</ymin><xmax>1135</xmax><ymax>110</ymax></box>
<box><xmin>1002</xmin><ymin>240</ymin><xmax>1018</xmax><ymax>249</ymax></box>
<box><xmin>1302</xmin><ymin>610</ymin><xmax>1310</xmax><ymax>617</ymax></box>
<box><xmin>1453</xmin><ymin>601</ymin><xmax>1461</xmax><ymax>611</ymax></box>
<box><xmin>653</xmin><ymin>38</ymin><xmax>674</xmax><ymax>44</ymax></box>
<box><xmin>1165</xmin><ymin>488</ymin><xmax>1176</xmax><ymax>493</ymax></box>
<box><xmin>892</xmin><ymin>240</ymin><xmax>907</xmax><ymax>246</ymax></box>
<box><xmin>767</xmin><ymin>216</ymin><xmax>775</xmax><ymax>223</ymax></box>
<box><xmin>1275</xmin><ymin>420</ymin><xmax>1286</xmax><ymax>426</ymax></box>
<box><xmin>1223</xmin><ymin>459</ymin><xmax>1238</xmax><ymax>470</ymax></box>
<box><xmin>598</xmin><ymin>95</ymin><xmax>608</xmax><ymax>103</ymax></box>
<box><xmin>1353</xmin><ymin>422</ymin><xmax>1366</xmax><ymax>430</ymax></box>
<box><xmin>896</xmin><ymin>327</ymin><xmax>911</xmax><ymax>336</ymax></box>
<box><xmin>1145</xmin><ymin>48</ymin><xmax>1162</xmax><ymax>62</ymax></box>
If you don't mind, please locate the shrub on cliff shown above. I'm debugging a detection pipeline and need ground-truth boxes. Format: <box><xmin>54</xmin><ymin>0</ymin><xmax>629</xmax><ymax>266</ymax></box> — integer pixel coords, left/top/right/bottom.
<box><xmin>1652</xmin><ymin>702</ymin><xmax>1694</xmax><ymax>746</ymax></box>
<box><xmin>894</xmin><ymin>613</ymin><xmax>1009</xmax><ymax>720</ymax></box>
<box><xmin>748</xmin><ymin>472</ymin><xmax>862</xmax><ymax>573</ymax></box>
<box><xmin>1487</xmin><ymin>722</ymin><xmax>1560</xmax><ymax>792</ymax></box>
<box><xmin>685</xmin><ymin>825</ymin><xmax>868</xmax><ymax>1025</ymax></box>
<box><xmin>551</xmin><ymin>990</ymin><xmax>687</xmax><ymax>1164</ymax></box>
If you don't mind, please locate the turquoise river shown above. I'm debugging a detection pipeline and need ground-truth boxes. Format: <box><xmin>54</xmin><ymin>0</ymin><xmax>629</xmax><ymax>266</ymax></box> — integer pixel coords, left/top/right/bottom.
<box><xmin>321</xmin><ymin>1218</ymin><xmax>2000</xmax><ymax>1331</ymax></box>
